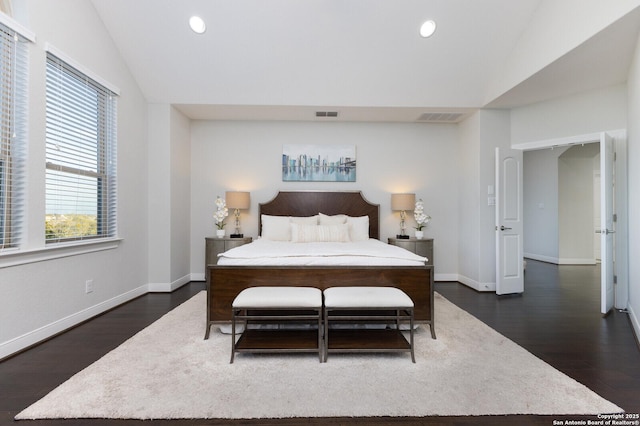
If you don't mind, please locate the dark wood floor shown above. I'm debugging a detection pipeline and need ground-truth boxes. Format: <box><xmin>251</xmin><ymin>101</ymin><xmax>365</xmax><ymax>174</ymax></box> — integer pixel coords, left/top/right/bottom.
<box><xmin>2</xmin><ymin>259</ymin><xmax>639</xmax><ymax>426</ymax></box>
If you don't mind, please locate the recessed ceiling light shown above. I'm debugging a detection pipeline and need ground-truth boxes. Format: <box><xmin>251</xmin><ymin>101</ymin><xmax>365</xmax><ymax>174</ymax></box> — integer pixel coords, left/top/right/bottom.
<box><xmin>189</xmin><ymin>16</ymin><xmax>206</xmax><ymax>34</ymax></box>
<box><xmin>419</xmin><ymin>20</ymin><xmax>436</xmax><ymax>38</ymax></box>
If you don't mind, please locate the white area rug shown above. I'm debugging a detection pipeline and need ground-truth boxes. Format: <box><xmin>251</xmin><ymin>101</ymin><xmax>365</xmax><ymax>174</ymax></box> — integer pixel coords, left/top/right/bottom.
<box><xmin>16</xmin><ymin>291</ymin><xmax>622</xmax><ymax>420</ymax></box>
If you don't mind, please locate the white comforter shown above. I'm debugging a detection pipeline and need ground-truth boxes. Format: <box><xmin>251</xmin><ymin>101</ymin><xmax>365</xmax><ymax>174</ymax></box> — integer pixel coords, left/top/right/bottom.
<box><xmin>217</xmin><ymin>238</ymin><xmax>428</xmax><ymax>266</ymax></box>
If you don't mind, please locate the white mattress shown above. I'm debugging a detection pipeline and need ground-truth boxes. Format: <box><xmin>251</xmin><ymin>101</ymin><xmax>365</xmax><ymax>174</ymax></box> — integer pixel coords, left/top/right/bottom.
<box><xmin>217</xmin><ymin>238</ymin><xmax>427</xmax><ymax>266</ymax></box>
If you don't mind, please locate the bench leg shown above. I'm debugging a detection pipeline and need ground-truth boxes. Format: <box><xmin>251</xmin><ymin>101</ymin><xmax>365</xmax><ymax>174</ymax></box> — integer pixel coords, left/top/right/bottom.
<box><xmin>318</xmin><ymin>309</ymin><xmax>323</xmax><ymax>362</ymax></box>
<box><xmin>230</xmin><ymin>309</ymin><xmax>237</xmax><ymax>364</ymax></box>
<box><xmin>409</xmin><ymin>309</ymin><xmax>415</xmax><ymax>363</ymax></box>
<box><xmin>323</xmin><ymin>308</ymin><xmax>329</xmax><ymax>362</ymax></box>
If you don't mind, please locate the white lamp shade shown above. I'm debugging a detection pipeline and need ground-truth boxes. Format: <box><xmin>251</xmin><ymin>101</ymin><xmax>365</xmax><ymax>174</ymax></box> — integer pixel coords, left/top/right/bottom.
<box><xmin>391</xmin><ymin>193</ymin><xmax>415</xmax><ymax>211</ymax></box>
<box><xmin>225</xmin><ymin>191</ymin><xmax>250</xmax><ymax>210</ymax></box>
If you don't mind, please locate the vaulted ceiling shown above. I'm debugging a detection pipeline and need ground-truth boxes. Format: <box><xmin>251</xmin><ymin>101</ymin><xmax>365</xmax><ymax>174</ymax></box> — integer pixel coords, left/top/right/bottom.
<box><xmin>90</xmin><ymin>0</ymin><xmax>640</xmax><ymax>122</ymax></box>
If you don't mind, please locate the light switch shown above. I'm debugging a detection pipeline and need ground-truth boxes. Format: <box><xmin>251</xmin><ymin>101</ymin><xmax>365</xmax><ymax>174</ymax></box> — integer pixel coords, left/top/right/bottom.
<box><xmin>487</xmin><ymin>185</ymin><xmax>494</xmax><ymax>195</ymax></box>
<box><xmin>488</xmin><ymin>197</ymin><xmax>496</xmax><ymax>206</ymax></box>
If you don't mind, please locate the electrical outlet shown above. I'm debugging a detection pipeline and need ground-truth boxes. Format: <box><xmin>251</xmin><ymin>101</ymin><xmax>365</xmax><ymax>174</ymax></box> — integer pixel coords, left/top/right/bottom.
<box><xmin>85</xmin><ymin>279</ymin><xmax>94</xmax><ymax>294</ymax></box>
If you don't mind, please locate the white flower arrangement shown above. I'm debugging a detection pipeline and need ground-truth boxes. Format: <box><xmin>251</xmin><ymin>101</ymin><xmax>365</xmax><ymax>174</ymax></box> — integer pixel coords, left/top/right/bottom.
<box><xmin>414</xmin><ymin>199</ymin><xmax>431</xmax><ymax>231</ymax></box>
<box><xmin>214</xmin><ymin>196</ymin><xmax>229</xmax><ymax>230</ymax></box>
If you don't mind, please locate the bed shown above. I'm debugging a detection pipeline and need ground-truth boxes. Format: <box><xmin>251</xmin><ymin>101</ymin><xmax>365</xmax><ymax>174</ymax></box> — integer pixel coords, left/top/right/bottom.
<box><xmin>205</xmin><ymin>191</ymin><xmax>435</xmax><ymax>339</ymax></box>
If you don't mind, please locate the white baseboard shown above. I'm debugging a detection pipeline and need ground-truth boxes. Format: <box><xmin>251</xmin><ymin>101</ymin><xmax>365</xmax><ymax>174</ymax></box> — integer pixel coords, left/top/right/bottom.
<box><xmin>191</xmin><ymin>272</ymin><xmax>205</xmax><ymax>282</ymax></box>
<box><xmin>457</xmin><ymin>274</ymin><xmax>496</xmax><ymax>292</ymax></box>
<box><xmin>524</xmin><ymin>253</ymin><xmax>596</xmax><ymax>265</ymax></box>
<box><xmin>147</xmin><ymin>274</ymin><xmax>191</xmax><ymax>292</ymax></box>
<box><xmin>524</xmin><ymin>253</ymin><xmax>559</xmax><ymax>264</ymax></box>
<box><xmin>434</xmin><ymin>273</ymin><xmax>457</xmax><ymax>282</ymax></box>
<box><xmin>628</xmin><ymin>305</ymin><xmax>640</xmax><ymax>347</ymax></box>
<box><xmin>2</xmin><ymin>273</ymin><xmax>192</xmax><ymax>360</ymax></box>
<box><xmin>0</xmin><ymin>284</ymin><xmax>148</xmax><ymax>360</ymax></box>
<box><xmin>558</xmin><ymin>258</ymin><xmax>597</xmax><ymax>265</ymax></box>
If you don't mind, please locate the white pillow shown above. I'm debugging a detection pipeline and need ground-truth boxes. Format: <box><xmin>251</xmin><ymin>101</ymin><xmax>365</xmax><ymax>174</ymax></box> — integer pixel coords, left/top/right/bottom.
<box><xmin>261</xmin><ymin>215</ymin><xmax>319</xmax><ymax>240</ymax></box>
<box><xmin>318</xmin><ymin>213</ymin><xmax>347</xmax><ymax>225</ymax></box>
<box><xmin>261</xmin><ymin>215</ymin><xmax>291</xmax><ymax>241</ymax></box>
<box><xmin>347</xmin><ymin>215</ymin><xmax>369</xmax><ymax>241</ymax></box>
<box><xmin>290</xmin><ymin>215</ymin><xmax>319</xmax><ymax>225</ymax></box>
<box><xmin>291</xmin><ymin>224</ymin><xmax>351</xmax><ymax>243</ymax></box>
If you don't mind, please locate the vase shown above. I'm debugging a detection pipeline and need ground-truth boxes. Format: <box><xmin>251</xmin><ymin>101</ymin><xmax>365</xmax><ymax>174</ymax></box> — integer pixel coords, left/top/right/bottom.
<box><xmin>415</xmin><ymin>230</ymin><xmax>424</xmax><ymax>239</ymax></box>
<box><xmin>216</xmin><ymin>229</ymin><xmax>225</xmax><ymax>238</ymax></box>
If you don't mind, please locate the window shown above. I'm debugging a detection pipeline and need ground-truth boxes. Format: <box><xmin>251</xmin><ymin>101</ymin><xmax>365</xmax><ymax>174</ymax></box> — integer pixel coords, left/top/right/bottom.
<box><xmin>45</xmin><ymin>52</ymin><xmax>117</xmax><ymax>243</ymax></box>
<box><xmin>0</xmin><ymin>21</ymin><xmax>28</xmax><ymax>251</ymax></box>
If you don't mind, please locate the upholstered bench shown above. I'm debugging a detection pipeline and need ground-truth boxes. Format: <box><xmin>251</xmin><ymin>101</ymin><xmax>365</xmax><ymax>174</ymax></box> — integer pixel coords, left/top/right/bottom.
<box><xmin>323</xmin><ymin>286</ymin><xmax>415</xmax><ymax>362</ymax></box>
<box><xmin>230</xmin><ymin>286</ymin><xmax>323</xmax><ymax>363</ymax></box>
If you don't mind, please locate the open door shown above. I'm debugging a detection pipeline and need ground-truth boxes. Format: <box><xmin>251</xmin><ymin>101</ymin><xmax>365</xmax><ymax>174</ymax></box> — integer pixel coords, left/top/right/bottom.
<box><xmin>495</xmin><ymin>147</ymin><xmax>524</xmax><ymax>295</ymax></box>
<box><xmin>600</xmin><ymin>133</ymin><xmax>615</xmax><ymax>315</ymax></box>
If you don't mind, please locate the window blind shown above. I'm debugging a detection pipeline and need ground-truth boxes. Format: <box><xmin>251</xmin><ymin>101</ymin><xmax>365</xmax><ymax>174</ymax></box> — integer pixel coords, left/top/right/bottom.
<box><xmin>45</xmin><ymin>52</ymin><xmax>117</xmax><ymax>243</ymax></box>
<box><xmin>0</xmin><ymin>22</ymin><xmax>28</xmax><ymax>252</ymax></box>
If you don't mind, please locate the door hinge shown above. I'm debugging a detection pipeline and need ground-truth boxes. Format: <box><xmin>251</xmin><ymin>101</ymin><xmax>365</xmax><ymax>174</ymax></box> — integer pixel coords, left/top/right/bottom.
<box><xmin>614</xmin><ymin>275</ymin><xmax>618</xmax><ymax>284</ymax></box>
<box><xmin>613</xmin><ymin>213</ymin><xmax>617</xmax><ymax>222</ymax></box>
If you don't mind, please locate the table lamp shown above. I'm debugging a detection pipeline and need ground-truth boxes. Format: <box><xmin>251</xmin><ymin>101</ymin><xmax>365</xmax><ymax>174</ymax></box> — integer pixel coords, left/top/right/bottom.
<box><xmin>391</xmin><ymin>193</ymin><xmax>415</xmax><ymax>239</ymax></box>
<box><xmin>225</xmin><ymin>191</ymin><xmax>250</xmax><ymax>238</ymax></box>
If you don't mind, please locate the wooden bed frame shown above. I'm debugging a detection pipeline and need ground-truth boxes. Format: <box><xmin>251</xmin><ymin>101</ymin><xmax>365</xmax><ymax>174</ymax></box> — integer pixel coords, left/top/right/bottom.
<box><xmin>206</xmin><ymin>191</ymin><xmax>435</xmax><ymax>339</ymax></box>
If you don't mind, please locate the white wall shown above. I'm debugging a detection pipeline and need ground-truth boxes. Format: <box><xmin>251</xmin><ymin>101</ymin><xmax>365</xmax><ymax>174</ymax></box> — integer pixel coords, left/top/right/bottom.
<box><xmin>147</xmin><ymin>104</ymin><xmax>171</xmax><ymax>286</ymax></box>
<box><xmin>457</xmin><ymin>114</ymin><xmax>481</xmax><ymax>287</ymax></box>
<box><xmin>456</xmin><ymin>110</ymin><xmax>511</xmax><ymax>291</ymax></box>
<box><xmin>0</xmin><ymin>1</ymin><xmax>149</xmax><ymax>358</ymax></box>
<box><xmin>487</xmin><ymin>0</ymin><xmax>640</xmax><ymax>102</ymax></box>
<box><xmin>558</xmin><ymin>146</ymin><xmax>599</xmax><ymax>263</ymax></box>
<box><xmin>523</xmin><ymin>147</ymin><xmax>566</xmax><ymax>261</ymax></box>
<box><xmin>511</xmin><ymin>85</ymin><xmax>627</xmax><ymax>144</ymax></box>
<box><xmin>147</xmin><ymin>105</ymin><xmax>191</xmax><ymax>291</ymax></box>
<box><xmin>189</xmin><ymin>120</ymin><xmax>459</xmax><ymax>281</ymax></box>
<box><xmin>478</xmin><ymin>110</ymin><xmax>512</xmax><ymax>285</ymax></box>
<box><xmin>170</xmin><ymin>107</ymin><xmax>192</xmax><ymax>285</ymax></box>
<box><xmin>626</xmin><ymin>29</ymin><xmax>640</xmax><ymax>339</ymax></box>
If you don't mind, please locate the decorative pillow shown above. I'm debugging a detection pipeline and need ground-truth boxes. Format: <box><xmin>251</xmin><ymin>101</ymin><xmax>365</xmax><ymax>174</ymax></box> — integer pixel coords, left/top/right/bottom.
<box><xmin>318</xmin><ymin>213</ymin><xmax>347</xmax><ymax>225</ymax></box>
<box><xmin>261</xmin><ymin>215</ymin><xmax>292</xmax><ymax>241</ymax></box>
<box><xmin>290</xmin><ymin>224</ymin><xmax>351</xmax><ymax>243</ymax></box>
<box><xmin>347</xmin><ymin>215</ymin><xmax>369</xmax><ymax>241</ymax></box>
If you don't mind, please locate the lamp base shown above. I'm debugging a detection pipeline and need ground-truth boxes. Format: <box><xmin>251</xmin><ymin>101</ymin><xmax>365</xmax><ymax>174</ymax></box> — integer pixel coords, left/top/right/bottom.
<box><xmin>396</xmin><ymin>234</ymin><xmax>410</xmax><ymax>239</ymax></box>
<box><xmin>230</xmin><ymin>234</ymin><xmax>244</xmax><ymax>238</ymax></box>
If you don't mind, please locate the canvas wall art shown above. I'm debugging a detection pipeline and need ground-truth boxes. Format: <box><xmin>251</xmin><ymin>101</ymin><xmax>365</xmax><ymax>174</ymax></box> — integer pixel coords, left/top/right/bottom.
<box><xmin>282</xmin><ymin>144</ymin><xmax>356</xmax><ymax>182</ymax></box>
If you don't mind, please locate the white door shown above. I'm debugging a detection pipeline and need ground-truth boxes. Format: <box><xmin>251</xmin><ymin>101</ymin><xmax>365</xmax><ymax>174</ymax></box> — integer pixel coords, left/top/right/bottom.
<box><xmin>600</xmin><ymin>133</ymin><xmax>615</xmax><ymax>315</ymax></box>
<box><xmin>495</xmin><ymin>147</ymin><xmax>524</xmax><ymax>295</ymax></box>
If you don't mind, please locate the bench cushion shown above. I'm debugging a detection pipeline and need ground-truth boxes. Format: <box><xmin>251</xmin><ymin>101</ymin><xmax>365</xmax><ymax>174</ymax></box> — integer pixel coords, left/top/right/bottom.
<box><xmin>232</xmin><ymin>286</ymin><xmax>322</xmax><ymax>309</ymax></box>
<box><xmin>324</xmin><ymin>286</ymin><xmax>414</xmax><ymax>308</ymax></box>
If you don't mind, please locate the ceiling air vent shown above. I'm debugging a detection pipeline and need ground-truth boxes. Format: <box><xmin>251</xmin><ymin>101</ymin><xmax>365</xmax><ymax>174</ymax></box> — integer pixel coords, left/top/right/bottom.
<box><xmin>316</xmin><ymin>111</ymin><xmax>339</xmax><ymax>118</ymax></box>
<box><xmin>416</xmin><ymin>112</ymin><xmax>464</xmax><ymax>123</ymax></box>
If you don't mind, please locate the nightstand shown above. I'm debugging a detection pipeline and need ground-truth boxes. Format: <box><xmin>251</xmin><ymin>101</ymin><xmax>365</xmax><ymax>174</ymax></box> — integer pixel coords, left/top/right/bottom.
<box><xmin>388</xmin><ymin>237</ymin><xmax>433</xmax><ymax>267</ymax></box>
<box><xmin>205</xmin><ymin>236</ymin><xmax>252</xmax><ymax>279</ymax></box>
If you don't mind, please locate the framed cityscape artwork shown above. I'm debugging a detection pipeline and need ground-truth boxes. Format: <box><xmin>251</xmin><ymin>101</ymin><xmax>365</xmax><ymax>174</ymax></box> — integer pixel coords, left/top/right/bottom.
<box><xmin>282</xmin><ymin>144</ymin><xmax>356</xmax><ymax>182</ymax></box>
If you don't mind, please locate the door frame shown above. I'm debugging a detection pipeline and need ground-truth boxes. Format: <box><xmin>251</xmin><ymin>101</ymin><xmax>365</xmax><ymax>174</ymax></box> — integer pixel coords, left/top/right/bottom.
<box><xmin>512</xmin><ymin>130</ymin><xmax>628</xmax><ymax>310</ymax></box>
<box><xmin>600</xmin><ymin>132</ymin><xmax>615</xmax><ymax>314</ymax></box>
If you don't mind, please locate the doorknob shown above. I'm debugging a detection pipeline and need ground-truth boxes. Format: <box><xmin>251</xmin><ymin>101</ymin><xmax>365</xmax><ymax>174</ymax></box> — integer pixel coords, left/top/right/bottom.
<box><xmin>596</xmin><ymin>229</ymin><xmax>615</xmax><ymax>234</ymax></box>
<box><xmin>499</xmin><ymin>225</ymin><xmax>512</xmax><ymax>231</ymax></box>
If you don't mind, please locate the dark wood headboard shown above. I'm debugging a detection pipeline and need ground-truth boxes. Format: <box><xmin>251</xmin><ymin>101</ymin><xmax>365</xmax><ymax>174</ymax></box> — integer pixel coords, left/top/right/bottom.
<box><xmin>259</xmin><ymin>191</ymin><xmax>380</xmax><ymax>240</ymax></box>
